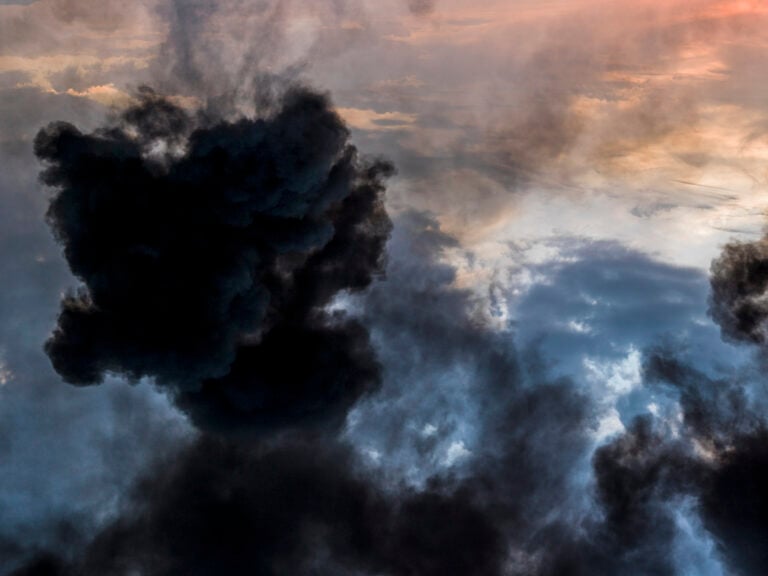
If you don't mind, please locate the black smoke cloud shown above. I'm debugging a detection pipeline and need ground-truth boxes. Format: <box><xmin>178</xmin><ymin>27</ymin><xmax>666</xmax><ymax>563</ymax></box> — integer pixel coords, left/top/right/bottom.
<box><xmin>531</xmin><ymin>418</ymin><xmax>697</xmax><ymax>576</ymax></box>
<box><xmin>35</xmin><ymin>85</ymin><xmax>392</xmax><ymax>434</ymax></box>
<box><xmin>10</xmin><ymin>436</ymin><xmax>507</xmax><ymax>576</ymax></box>
<box><xmin>534</xmin><ymin>343</ymin><xmax>768</xmax><ymax>576</ymax></box>
<box><xmin>17</xmin><ymin>55</ymin><xmax>768</xmax><ymax>576</ymax></box>
<box><xmin>699</xmin><ymin>429</ymin><xmax>768</xmax><ymax>575</ymax></box>
<box><xmin>628</xmin><ymin>347</ymin><xmax>768</xmax><ymax>576</ymax></box>
<box><xmin>555</xmin><ymin>221</ymin><xmax>768</xmax><ymax>575</ymax></box>
<box><xmin>702</xmin><ymin>227</ymin><xmax>768</xmax><ymax>573</ymax></box>
<box><xmin>10</xmin><ymin>215</ymin><xmax>592</xmax><ymax>576</ymax></box>
<box><xmin>16</xmin><ymin>212</ymin><xmax>752</xmax><ymax>576</ymax></box>
<box><xmin>710</xmin><ymin>237</ymin><xmax>768</xmax><ymax>345</ymax></box>
<box><xmin>18</xmin><ymin>149</ymin><xmax>768</xmax><ymax>574</ymax></box>
<box><xmin>697</xmin><ymin>232</ymin><xmax>768</xmax><ymax>573</ymax></box>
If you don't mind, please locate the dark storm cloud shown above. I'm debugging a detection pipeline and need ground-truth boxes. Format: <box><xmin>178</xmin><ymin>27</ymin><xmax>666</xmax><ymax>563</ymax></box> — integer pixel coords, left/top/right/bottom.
<box><xmin>496</xmin><ymin>238</ymin><xmax>768</xmax><ymax>573</ymax></box>
<box><xmin>494</xmin><ymin>240</ymin><xmax>768</xmax><ymax>574</ymax></box>
<box><xmin>640</xmin><ymin>345</ymin><xmax>768</xmax><ymax>576</ymax></box>
<box><xmin>541</xmin><ymin>416</ymin><xmax>703</xmax><ymax>576</ymax></box>
<box><xmin>8</xmin><ymin>4</ymin><xmax>768</xmax><ymax>567</ymax></box>
<box><xmin>18</xmin><ymin>213</ymin><xmax>747</xmax><ymax>576</ymax></box>
<box><xmin>699</xmin><ymin>428</ymin><xmax>768</xmax><ymax>575</ymax></box>
<box><xmin>3</xmin><ymin>129</ymin><xmax>745</xmax><ymax>574</ymax></box>
<box><xmin>536</xmin><ymin>343</ymin><xmax>768</xmax><ymax>576</ymax></box>
<box><xmin>706</xmin><ymin>231</ymin><xmax>768</xmax><ymax>574</ymax></box>
<box><xmin>709</xmin><ymin>237</ymin><xmax>768</xmax><ymax>345</ymax></box>
<box><xmin>643</xmin><ymin>348</ymin><xmax>761</xmax><ymax>446</ymax></box>
<box><xmin>18</xmin><ymin>202</ymin><xmax>768</xmax><ymax>575</ymax></box>
<box><xmin>8</xmin><ymin>434</ymin><xmax>509</xmax><ymax>576</ymax></box>
<box><xmin>0</xmin><ymin>85</ymin><xmax>191</xmax><ymax>574</ymax></box>
<box><xmin>35</xmin><ymin>85</ymin><xmax>392</xmax><ymax>434</ymax></box>
<box><xmin>8</xmin><ymin>214</ymin><xmax>597</xmax><ymax>576</ymax></box>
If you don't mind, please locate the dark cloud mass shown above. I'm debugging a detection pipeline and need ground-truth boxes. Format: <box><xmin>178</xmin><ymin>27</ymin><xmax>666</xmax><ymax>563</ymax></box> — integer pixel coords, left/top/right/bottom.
<box><xmin>8</xmin><ymin>214</ymin><xmax>590</xmax><ymax>576</ymax></box>
<box><xmin>12</xmin><ymin>205</ymin><xmax>768</xmax><ymax>576</ymax></box>
<box><xmin>702</xmin><ymin>225</ymin><xmax>768</xmax><ymax>574</ymax></box>
<box><xmin>35</xmin><ymin>85</ymin><xmax>392</xmax><ymax>434</ymax></box>
<box><xmin>10</xmin><ymin>1</ymin><xmax>768</xmax><ymax>572</ymax></box>
<box><xmin>8</xmin><ymin>436</ymin><xmax>507</xmax><ymax>576</ymax></box>
<box><xmin>699</xmin><ymin>429</ymin><xmax>768</xmax><ymax>576</ymax></box>
<box><xmin>637</xmin><ymin>346</ymin><xmax>768</xmax><ymax>576</ymax></box>
<box><xmin>16</xmin><ymin>209</ymin><xmax>764</xmax><ymax>576</ymax></box>
<box><xmin>710</xmin><ymin>237</ymin><xmax>768</xmax><ymax>345</ymax></box>
<box><xmin>19</xmin><ymin>132</ymin><xmax>768</xmax><ymax>573</ymax></box>
<box><xmin>531</xmin><ymin>346</ymin><xmax>768</xmax><ymax>576</ymax></box>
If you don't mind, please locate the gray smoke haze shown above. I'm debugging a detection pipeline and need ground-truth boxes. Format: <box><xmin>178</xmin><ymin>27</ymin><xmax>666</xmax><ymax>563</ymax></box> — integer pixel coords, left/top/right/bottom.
<box><xmin>407</xmin><ymin>0</ymin><xmax>435</xmax><ymax>16</ymax></box>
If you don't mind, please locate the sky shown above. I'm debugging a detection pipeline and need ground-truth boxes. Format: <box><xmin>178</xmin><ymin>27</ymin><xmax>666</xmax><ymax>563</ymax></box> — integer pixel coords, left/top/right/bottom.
<box><xmin>2</xmin><ymin>1</ymin><xmax>768</xmax><ymax>575</ymax></box>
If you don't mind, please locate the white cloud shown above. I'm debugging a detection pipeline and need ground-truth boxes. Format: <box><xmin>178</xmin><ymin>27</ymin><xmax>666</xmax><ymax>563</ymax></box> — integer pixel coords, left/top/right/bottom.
<box><xmin>592</xmin><ymin>407</ymin><xmax>626</xmax><ymax>442</ymax></box>
<box><xmin>584</xmin><ymin>347</ymin><xmax>642</xmax><ymax>397</ymax></box>
<box><xmin>443</xmin><ymin>441</ymin><xmax>471</xmax><ymax>466</ymax></box>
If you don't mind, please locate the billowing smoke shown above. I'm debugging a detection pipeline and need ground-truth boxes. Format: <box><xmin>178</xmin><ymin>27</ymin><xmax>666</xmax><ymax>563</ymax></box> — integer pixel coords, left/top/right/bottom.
<box><xmin>11</xmin><ymin>1</ymin><xmax>768</xmax><ymax>572</ymax></box>
<box><xmin>10</xmin><ymin>213</ymin><xmax>593</xmax><ymax>576</ymax></box>
<box><xmin>19</xmin><ymin>105</ymin><xmax>768</xmax><ymax>573</ymax></box>
<box><xmin>698</xmin><ymin>428</ymin><xmax>768</xmax><ymax>575</ymax></box>
<box><xmin>18</xmin><ymin>204</ymin><xmax>768</xmax><ymax>576</ymax></box>
<box><xmin>698</xmin><ymin>233</ymin><xmax>768</xmax><ymax>573</ymax></box>
<box><xmin>35</xmin><ymin>85</ymin><xmax>392</xmax><ymax>434</ymax></box>
<box><xmin>530</xmin><ymin>343</ymin><xmax>768</xmax><ymax>576</ymax></box>
<box><xmin>710</xmin><ymin>237</ymin><xmax>768</xmax><ymax>345</ymax></box>
<box><xmin>11</xmin><ymin>436</ymin><xmax>509</xmax><ymax>576</ymax></box>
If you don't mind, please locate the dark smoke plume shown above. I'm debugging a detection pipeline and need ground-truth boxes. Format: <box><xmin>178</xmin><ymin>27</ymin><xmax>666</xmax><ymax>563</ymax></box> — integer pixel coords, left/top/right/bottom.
<box><xmin>9</xmin><ymin>436</ymin><xmax>508</xmax><ymax>576</ymax></box>
<box><xmin>701</xmin><ymin>230</ymin><xmax>768</xmax><ymax>573</ymax></box>
<box><xmin>9</xmin><ymin>216</ymin><xmax>591</xmax><ymax>576</ymax></box>
<box><xmin>21</xmin><ymin>72</ymin><xmax>768</xmax><ymax>575</ymax></box>
<box><xmin>15</xmin><ymin>214</ymin><xmax>740</xmax><ymax>576</ymax></box>
<box><xmin>699</xmin><ymin>429</ymin><xmax>768</xmax><ymax>575</ymax></box>
<box><xmin>642</xmin><ymin>347</ymin><xmax>768</xmax><ymax>576</ymax></box>
<box><xmin>19</xmin><ymin>199</ymin><xmax>768</xmax><ymax>576</ymax></box>
<box><xmin>709</xmin><ymin>237</ymin><xmax>768</xmax><ymax>345</ymax></box>
<box><xmin>35</xmin><ymin>85</ymin><xmax>392</xmax><ymax>434</ymax></box>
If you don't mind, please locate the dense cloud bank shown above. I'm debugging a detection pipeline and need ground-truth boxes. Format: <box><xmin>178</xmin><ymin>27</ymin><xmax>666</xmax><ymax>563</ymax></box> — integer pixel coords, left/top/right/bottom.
<box><xmin>710</xmin><ymin>237</ymin><xmax>768</xmax><ymax>345</ymax></box>
<box><xmin>12</xmin><ymin>194</ymin><xmax>768</xmax><ymax>575</ymax></box>
<box><xmin>35</xmin><ymin>86</ymin><xmax>392</xmax><ymax>434</ymax></box>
